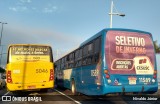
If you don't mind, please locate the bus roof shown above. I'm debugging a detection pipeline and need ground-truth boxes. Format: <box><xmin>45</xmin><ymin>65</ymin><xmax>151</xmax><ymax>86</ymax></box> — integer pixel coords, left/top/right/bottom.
<box><xmin>80</xmin><ymin>28</ymin><xmax>152</xmax><ymax>47</ymax></box>
<box><xmin>8</xmin><ymin>44</ymin><xmax>52</xmax><ymax>47</ymax></box>
<box><xmin>55</xmin><ymin>28</ymin><xmax>153</xmax><ymax>62</ymax></box>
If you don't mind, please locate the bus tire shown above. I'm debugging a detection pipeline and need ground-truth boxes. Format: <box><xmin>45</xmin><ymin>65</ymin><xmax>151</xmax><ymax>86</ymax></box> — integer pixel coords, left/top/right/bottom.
<box><xmin>40</xmin><ymin>88</ymin><xmax>48</xmax><ymax>92</ymax></box>
<box><xmin>71</xmin><ymin>80</ymin><xmax>77</xmax><ymax>95</ymax></box>
<box><xmin>12</xmin><ymin>91</ymin><xmax>19</xmax><ymax>95</ymax></box>
<box><xmin>55</xmin><ymin>78</ymin><xmax>58</xmax><ymax>88</ymax></box>
<box><xmin>0</xmin><ymin>83</ymin><xmax>2</xmax><ymax>89</ymax></box>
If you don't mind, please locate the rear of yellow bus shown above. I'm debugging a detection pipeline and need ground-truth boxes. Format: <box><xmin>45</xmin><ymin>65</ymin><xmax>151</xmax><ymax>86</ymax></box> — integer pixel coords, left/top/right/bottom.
<box><xmin>6</xmin><ymin>44</ymin><xmax>54</xmax><ymax>92</ymax></box>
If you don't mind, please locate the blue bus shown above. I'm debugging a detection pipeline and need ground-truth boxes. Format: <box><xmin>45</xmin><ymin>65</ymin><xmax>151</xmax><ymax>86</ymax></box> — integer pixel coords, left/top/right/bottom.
<box><xmin>55</xmin><ymin>28</ymin><xmax>158</xmax><ymax>95</ymax></box>
<box><xmin>156</xmin><ymin>54</ymin><xmax>160</xmax><ymax>88</ymax></box>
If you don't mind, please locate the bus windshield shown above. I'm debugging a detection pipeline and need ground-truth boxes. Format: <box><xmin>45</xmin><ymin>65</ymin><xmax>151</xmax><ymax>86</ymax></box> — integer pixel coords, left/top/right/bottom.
<box><xmin>106</xmin><ymin>30</ymin><xmax>155</xmax><ymax>75</ymax></box>
<box><xmin>9</xmin><ymin>45</ymin><xmax>52</xmax><ymax>62</ymax></box>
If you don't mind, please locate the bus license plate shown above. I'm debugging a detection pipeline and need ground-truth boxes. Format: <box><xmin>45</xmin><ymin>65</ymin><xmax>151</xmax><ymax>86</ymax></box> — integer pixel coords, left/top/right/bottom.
<box><xmin>128</xmin><ymin>77</ymin><xmax>137</xmax><ymax>85</ymax></box>
<box><xmin>129</xmin><ymin>80</ymin><xmax>136</xmax><ymax>85</ymax></box>
<box><xmin>28</xmin><ymin>85</ymin><xmax>36</xmax><ymax>89</ymax></box>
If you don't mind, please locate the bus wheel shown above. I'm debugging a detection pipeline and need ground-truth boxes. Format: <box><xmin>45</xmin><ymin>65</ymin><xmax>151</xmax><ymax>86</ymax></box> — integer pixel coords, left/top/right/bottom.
<box><xmin>0</xmin><ymin>84</ymin><xmax>2</xmax><ymax>89</ymax></box>
<box><xmin>55</xmin><ymin>78</ymin><xmax>58</xmax><ymax>88</ymax></box>
<box><xmin>71</xmin><ymin>80</ymin><xmax>77</xmax><ymax>95</ymax></box>
<box><xmin>40</xmin><ymin>88</ymin><xmax>48</xmax><ymax>92</ymax></box>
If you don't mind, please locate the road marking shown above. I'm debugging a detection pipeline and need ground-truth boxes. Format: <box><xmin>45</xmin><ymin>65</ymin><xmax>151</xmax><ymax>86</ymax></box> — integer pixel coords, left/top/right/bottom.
<box><xmin>4</xmin><ymin>91</ymin><xmax>10</xmax><ymax>96</ymax></box>
<box><xmin>54</xmin><ymin>89</ymin><xmax>81</xmax><ymax>104</ymax></box>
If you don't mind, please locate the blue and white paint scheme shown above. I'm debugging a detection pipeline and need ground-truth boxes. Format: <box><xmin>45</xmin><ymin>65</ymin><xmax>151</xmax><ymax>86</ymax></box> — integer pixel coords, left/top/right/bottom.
<box><xmin>55</xmin><ymin>28</ymin><xmax>158</xmax><ymax>95</ymax></box>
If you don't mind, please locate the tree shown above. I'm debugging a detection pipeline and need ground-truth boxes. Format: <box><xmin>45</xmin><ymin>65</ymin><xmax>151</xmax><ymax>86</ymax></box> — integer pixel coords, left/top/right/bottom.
<box><xmin>153</xmin><ymin>40</ymin><xmax>160</xmax><ymax>53</ymax></box>
<box><xmin>0</xmin><ymin>67</ymin><xmax>5</xmax><ymax>73</ymax></box>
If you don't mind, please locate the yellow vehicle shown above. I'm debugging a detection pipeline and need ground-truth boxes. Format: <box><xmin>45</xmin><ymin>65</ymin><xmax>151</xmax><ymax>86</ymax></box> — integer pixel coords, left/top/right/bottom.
<box><xmin>6</xmin><ymin>44</ymin><xmax>54</xmax><ymax>92</ymax></box>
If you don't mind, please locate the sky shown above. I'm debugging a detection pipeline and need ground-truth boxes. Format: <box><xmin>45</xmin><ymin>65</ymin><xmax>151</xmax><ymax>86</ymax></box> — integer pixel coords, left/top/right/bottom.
<box><xmin>0</xmin><ymin>0</ymin><xmax>160</xmax><ymax>70</ymax></box>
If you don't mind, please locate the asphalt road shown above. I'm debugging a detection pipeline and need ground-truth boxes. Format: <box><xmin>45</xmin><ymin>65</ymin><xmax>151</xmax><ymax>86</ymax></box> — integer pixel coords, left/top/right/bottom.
<box><xmin>0</xmin><ymin>87</ymin><xmax>160</xmax><ymax>104</ymax></box>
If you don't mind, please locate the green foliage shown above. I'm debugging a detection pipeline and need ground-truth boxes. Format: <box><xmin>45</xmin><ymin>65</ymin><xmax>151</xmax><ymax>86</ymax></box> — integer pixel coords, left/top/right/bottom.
<box><xmin>0</xmin><ymin>67</ymin><xmax>5</xmax><ymax>73</ymax></box>
<box><xmin>154</xmin><ymin>40</ymin><xmax>160</xmax><ymax>53</ymax></box>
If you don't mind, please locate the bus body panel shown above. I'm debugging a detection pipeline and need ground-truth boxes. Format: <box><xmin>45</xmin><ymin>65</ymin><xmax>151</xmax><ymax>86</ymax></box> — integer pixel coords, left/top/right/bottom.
<box><xmin>72</xmin><ymin>65</ymin><xmax>103</xmax><ymax>95</ymax></box>
<box><xmin>7</xmin><ymin>62</ymin><xmax>54</xmax><ymax>91</ymax></box>
<box><xmin>55</xmin><ymin>28</ymin><xmax>158</xmax><ymax>95</ymax></box>
<box><xmin>63</xmin><ymin>68</ymin><xmax>72</xmax><ymax>89</ymax></box>
<box><xmin>6</xmin><ymin>44</ymin><xmax>54</xmax><ymax>91</ymax></box>
<box><xmin>103</xmin><ymin>29</ymin><xmax>158</xmax><ymax>95</ymax></box>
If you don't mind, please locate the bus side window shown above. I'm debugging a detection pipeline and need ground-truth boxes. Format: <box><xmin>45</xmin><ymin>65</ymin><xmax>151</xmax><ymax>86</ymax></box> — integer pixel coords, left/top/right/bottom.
<box><xmin>65</xmin><ymin>55</ymin><xmax>69</xmax><ymax>69</ymax></box>
<box><xmin>82</xmin><ymin>42</ymin><xmax>94</xmax><ymax>65</ymax></box>
<box><xmin>87</xmin><ymin>42</ymin><xmax>94</xmax><ymax>65</ymax></box>
<box><xmin>59</xmin><ymin>60</ymin><xmax>61</xmax><ymax>70</ymax></box>
<box><xmin>68</xmin><ymin>54</ymin><xmax>71</xmax><ymax>68</ymax></box>
<box><xmin>61</xmin><ymin>58</ymin><xmax>65</xmax><ymax>70</ymax></box>
<box><xmin>78</xmin><ymin>49</ymin><xmax>82</xmax><ymax>67</ymax></box>
<box><xmin>93</xmin><ymin>37</ymin><xmax>101</xmax><ymax>63</ymax></box>
<box><xmin>68</xmin><ymin>52</ymin><xmax>75</xmax><ymax>68</ymax></box>
<box><xmin>75</xmin><ymin>50</ymin><xmax>79</xmax><ymax>67</ymax></box>
<box><xmin>64</xmin><ymin>57</ymin><xmax>66</xmax><ymax>69</ymax></box>
<box><xmin>88</xmin><ymin>43</ymin><xmax>94</xmax><ymax>55</ymax></box>
<box><xmin>82</xmin><ymin>45</ymin><xmax>88</xmax><ymax>65</ymax></box>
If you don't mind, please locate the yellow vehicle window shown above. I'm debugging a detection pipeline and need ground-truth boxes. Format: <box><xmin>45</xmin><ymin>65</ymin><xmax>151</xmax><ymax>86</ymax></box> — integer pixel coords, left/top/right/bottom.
<box><xmin>9</xmin><ymin>46</ymin><xmax>52</xmax><ymax>62</ymax></box>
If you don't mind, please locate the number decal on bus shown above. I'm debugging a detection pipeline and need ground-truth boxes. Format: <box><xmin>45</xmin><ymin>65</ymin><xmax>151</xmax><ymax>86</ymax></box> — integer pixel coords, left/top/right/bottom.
<box><xmin>91</xmin><ymin>70</ymin><xmax>99</xmax><ymax>76</ymax></box>
<box><xmin>139</xmin><ymin>78</ymin><xmax>151</xmax><ymax>83</ymax></box>
<box><xmin>33</xmin><ymin>57</ymin><xmax>40</xmax><ymax>60</ymax></box>
<box><xmin>36</xmin><ymin>69</ymin><xmax>48</xmax><ymax>73</ymax></box>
